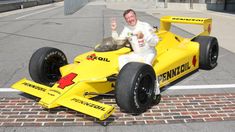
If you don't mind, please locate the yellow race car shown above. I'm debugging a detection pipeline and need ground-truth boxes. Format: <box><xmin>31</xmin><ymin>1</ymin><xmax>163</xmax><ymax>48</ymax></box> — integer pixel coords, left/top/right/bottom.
<box><xmin>12</xmin><ymin>16</ymin><xmax>219</xmax><ymax>120</ymax></box>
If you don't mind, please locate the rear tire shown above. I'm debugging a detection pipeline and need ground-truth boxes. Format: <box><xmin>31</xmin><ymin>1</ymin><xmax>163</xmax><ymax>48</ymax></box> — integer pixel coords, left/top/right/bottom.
<box><xmin>29</xmin><ymin>47</ymin><xmax>68</xmax><ymax>86</ymax></box>
<box><xmin>193</xmin><ymin>36</ymin><xmax>219</xmax><ymax>70</ymax></box>
<box><xmin>115</xmin><ymin>62</ymin><xmax>156</xmax><ymax>113</ymax></box>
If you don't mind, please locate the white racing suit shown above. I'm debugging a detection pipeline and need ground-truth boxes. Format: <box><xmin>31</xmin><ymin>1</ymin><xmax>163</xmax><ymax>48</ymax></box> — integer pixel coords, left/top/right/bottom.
<box><xmin>112</xmin><ymin>20</ymin><xmax>160</xmax><ymax>95</ymax></box>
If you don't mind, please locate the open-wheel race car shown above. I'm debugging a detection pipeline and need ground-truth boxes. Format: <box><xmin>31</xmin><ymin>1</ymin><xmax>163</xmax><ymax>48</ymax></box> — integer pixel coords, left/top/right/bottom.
<box><xmin>12</xmin><ymin>16</ymin><xmax>219</xmax><ymax>120</ymax></box>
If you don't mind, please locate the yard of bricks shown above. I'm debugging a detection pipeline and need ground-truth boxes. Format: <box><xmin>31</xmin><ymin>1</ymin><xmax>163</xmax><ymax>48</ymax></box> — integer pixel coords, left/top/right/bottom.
<box><xmin>0</xmin><ymin>93</ymin><xmax>235</xmax><ymax>127</ymax></box>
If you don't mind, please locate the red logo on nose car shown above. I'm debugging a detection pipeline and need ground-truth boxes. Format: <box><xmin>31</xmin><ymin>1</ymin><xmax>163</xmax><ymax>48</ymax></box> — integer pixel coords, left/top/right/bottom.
<box><xmin>86</xmin><ymin>53</ymin><xmax>110</xmax><ymax>62</ymax></box>
<box><xmin>58</xmin><ymin>73</ymin><xmax>77</xmax><ymax>89</ymax></box>
<box><xmin>87</xmin><ymin>53</ymin><xmax>96</xmax><ymax>60</ymax></box>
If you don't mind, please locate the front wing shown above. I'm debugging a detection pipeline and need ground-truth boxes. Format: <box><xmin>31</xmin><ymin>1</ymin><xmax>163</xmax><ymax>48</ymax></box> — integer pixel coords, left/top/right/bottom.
<box><xmin>59</xmin><ymin>95</ymin><xmax>114</xmax><ymax>120</ymax></box>
<box><xmin>12</xmin><ymin>78</ymin><xmax>115</xmax><ymax>120</ymax></box>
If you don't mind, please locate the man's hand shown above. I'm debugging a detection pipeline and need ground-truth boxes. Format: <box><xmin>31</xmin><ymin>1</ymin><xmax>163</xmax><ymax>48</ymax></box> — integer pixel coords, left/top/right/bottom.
<box><xmin>136</xmin><ymin>31</ymin><xmax>144</xmax><ymax>39</ymax></box>
<box><xmin>111</xmin><ymin>18</ymin><xmax>117</xmax><ymax>31</ymax></box>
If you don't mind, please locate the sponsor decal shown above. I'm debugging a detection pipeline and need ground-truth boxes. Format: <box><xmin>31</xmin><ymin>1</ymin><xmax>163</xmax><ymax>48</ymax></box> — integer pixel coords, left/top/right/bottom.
<box><xmin>172</xmin><ymin>17</ymin><xmax>204</xmax><ymax>22</ymax></box>
<box><xmin>44</xmin><ymin>51</ymin><xmax>66</xmax><ymax>61</ymax></box>
<box><xmin>71</xmin><ymin>98</ymin><xmax>106</xmax><ymax>111</ymax></box>
<box><xmin>47</xmin><ymin>93</ymin><xmax>55</xmax><ymax>96</ymax></box>
<box><xmin>47</xmin><ymin>89</ymin><xmax>61</xmax><ymax>96</ymax></box>
<box><xmin>57</xmin><ymin>73</ymin><xmax>77</xmax><ymax>89</ymax></box>
<box><xmin>49</xmin><ymin>89</ymin><xmax>61</xmax><ymax>95</ymax></box>
<box><xmin>208</xmin><ymin>24</ymin><xmax>211</xmax><ymax>33</ymax></box>
<box><xmin>158</xmin><ymin>62</ymin><xmax>191</xmax><ymax>83</ymax></box>
<box><xmin>192</xmin><ymin>55</ymin><xmax>197</xmax><ymax>67</ymax></box>
<box><xmin>86</xmin><ymin>53</ymin><xmax>110</xmax><ymax>62</ymax></box>
<box><xmin>127</xmin><ymin>32</ymin><xmax>133</xmax><ymax>37</ymax></box>
<box><xmin>22</xmin><ymin>82</ymin><xmax>46</xmax><ymax>92</ymax></box>
<box><xmin>138</xmin><ymin>39</ymin><xmax>145</xmax><ymax>47</ymax></box>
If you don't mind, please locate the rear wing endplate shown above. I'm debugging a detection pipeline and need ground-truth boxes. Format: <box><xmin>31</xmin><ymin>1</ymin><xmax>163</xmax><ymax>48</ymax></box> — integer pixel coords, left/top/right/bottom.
<box><xmin>160</xmin><ymin>16</ymin><xmax>212</xmax><ymax>36</ymax></box>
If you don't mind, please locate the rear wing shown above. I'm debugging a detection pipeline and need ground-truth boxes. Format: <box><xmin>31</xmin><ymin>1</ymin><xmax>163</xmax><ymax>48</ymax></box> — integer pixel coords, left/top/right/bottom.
<box><xmin>159</xmin><ymin>16</ymin><xmax>212</xmax><ymax>36</ymax></box>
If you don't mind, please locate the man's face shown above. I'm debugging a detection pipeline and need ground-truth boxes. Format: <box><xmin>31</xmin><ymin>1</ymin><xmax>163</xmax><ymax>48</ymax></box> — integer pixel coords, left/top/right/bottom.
<box><xmin>124</xmin><ymin>11</ymin><xmax>137</xmax><ymax>26</ymax></box>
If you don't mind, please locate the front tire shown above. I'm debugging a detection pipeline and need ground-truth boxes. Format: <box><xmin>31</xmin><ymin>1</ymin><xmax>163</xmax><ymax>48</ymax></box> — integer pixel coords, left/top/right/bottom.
<box><xmin>29</xmin><ymin>47</ymin><xmax>68</xmax><ymax>86</ymax></box>
<box><xmin>152</xmin><ymin>94</ymin><xmax>161</xmax><ymax>105</ymax></box>
<box><xmin>193</xmin><ymin>36</ymin><xmax>219</xmax><ymax>70</ymax></box>
<box><xmin>115</xmin><ymin>62</ymin><xmax>156</xmax><ymax>113</ymax></box>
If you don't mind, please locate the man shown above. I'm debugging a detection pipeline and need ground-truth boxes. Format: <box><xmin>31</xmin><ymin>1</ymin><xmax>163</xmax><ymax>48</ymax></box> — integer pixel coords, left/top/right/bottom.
<box><xmin>111</xmin><ymin>9</ymin><xmax>159</xmax><ymax>70</ymax></box>
<box><xmin>111</xmin><ymin>9</ymin><xmax>160</xmax><ymax>96</ymax></box>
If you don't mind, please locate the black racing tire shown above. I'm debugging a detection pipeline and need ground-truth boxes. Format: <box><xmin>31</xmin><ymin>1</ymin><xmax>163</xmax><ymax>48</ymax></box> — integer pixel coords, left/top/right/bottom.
<box><xmin>193</xmin><ymin>36</ymin><xmax>219</xmax><ymax>70</ymax></box>
<box><xmin>29</xmin><ymin>47</ymin><xmax>68</xmax><ymax>86</ymax></box>
<box><xmin>152</xmin><ymin>94</ymin><xmax>161</xmax><ymax>105</ymax></box>
<box><xmin>115</xmin><ymin>62</ymin><xmax>156</xmax><ymax>113</ymax></box>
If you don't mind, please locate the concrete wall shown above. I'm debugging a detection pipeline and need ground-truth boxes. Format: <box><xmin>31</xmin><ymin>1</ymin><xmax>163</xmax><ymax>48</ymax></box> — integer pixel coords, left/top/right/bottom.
<box><xmin>0</xmin><ymin>0</ymin><xmax>57</xmax><ymax>13</ymax></box>
<box><xmin>37</xmin><ymin>0</ymin><xmax>54</xmax><ymax>5</ymax></box>
<box><xmin>226</xmin><ymin>4</ymin><xmax>235</xmax><ymax>11</ymax></box>
<box><xmin>64</xmin><ymin>0</ymin><xmax>88</xmax><ymax>15</ymax></box>
<box><xmin>22</xmin><ymin>1</ymin><xmax>38</xmax><ymax>8</ymax></box>
<box><xmin>167</xmin><ymin>3</ymin><xmax>190</xmax><ymax>9</ymax></box>
<box><xmin>155</xmin><ymin>2</ymin><xmax>207</xmax><ymax>10</ymax></box>
<box><xmin>207</xmin><ymin>3</ymin><xmax>235</xmax><ymax>11</ymax></box>
<box><xmin>0</xmin><ymin>2</ymin><xmax>22</xmax><ymax>12</ymax></box>
<box><xmin>207</xmin><ymin>3</ymin><xmax>224</xmax><ymax>11</ymax></box>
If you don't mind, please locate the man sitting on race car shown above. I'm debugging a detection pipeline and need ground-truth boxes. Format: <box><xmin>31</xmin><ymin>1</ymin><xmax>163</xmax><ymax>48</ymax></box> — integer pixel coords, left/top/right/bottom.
<box><xmin>111</xmin><ymin>9</ymin><xmax>159</xmax><ymax>70</ymax></box>
<box><xmin>111</xmin><ymin>9</ymin><xmax>160</xmax><ymax>95</ymax></box>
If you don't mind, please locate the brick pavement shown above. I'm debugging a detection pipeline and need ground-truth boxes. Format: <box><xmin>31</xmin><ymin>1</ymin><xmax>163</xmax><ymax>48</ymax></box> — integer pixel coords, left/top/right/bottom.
<box><xmin>0</xmin><ymin>93</ymin><xmax>235</xmax><ymax>127</ymax></box>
